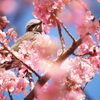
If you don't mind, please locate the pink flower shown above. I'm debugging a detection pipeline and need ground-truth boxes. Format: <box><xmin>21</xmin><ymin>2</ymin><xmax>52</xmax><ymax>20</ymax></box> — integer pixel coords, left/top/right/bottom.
<box><xmin>0</xmin><ymin>0</ymin><xmax>18</xmax><ymax>14</ymax></box>
<box><xmin>16</xmin><ymin>78</ymin><xmax>28</xmax><ymax>89</ymax></box>
<box><xmin>0</xmin><ymin>30</ymin><xmax>10</xmax><ymax>43</ymax></box>
<box><xmin>76</xmin><ymin>11</ymin><xmax>99</xmax><ymax>36</ymax></box>
<box><xmin>32</xmin><ymin>0</ymin><xmax>72</xmax><ymax>31</ymax></box>
<box><xmin>14</xmin><ymin>78</ymin><xmax>29</xmax><ymax>94</ymax></box>
<box><xmin>78</xmin><ymin>35</ymin><xmax>96</xmax><ymax>54</ymax></box>
<box><xmin>0</xmin><ymin>53</ymin><xmax>12</xmax><ymax>64</ymax></box>
<box><xmin>94</xmin><ymin>31</ymin><xmax>100</xmax><ymax>45</ymax></box>
<box><xmin>0</xmin><ymin>69</ymin><xmax>29</xmax><ymax>95</ymax></box>
<box><xmin>0</xmin><ymin>94</ymin><xmax>6</xmax><ymax>100</ymax></box>
<box><xmin>6</xmin><ymin>28</ymin><xmax>18</xmax><ymax>41</ymax></box>
<box><xmin>0</xmin><ymin>30</ymin><xmax>6</xmax><ymax>42</ymax></box>
<box><xmin>85</xmin><ymin>11</ymin><xmax>94</xmax><ymax>21</ymax></box>
<box><xmin>61</xmin><ymin>57</ymin><xmax>98</xmax><ymax>85</ymax></box>
<box><xmin>88</xmin><ymin>19</ymin><xmax>100</xmax><ymax>33</ymax></box>
<box><xmin>97</xmin><ymin>0</ymin><xmax>100</xmax><ymax>2</ymax></box>
<box><xmin>65</xmin><ymin>88</ymin><xmax>85</xmax><ymax>100</ymax></box>
<box><xmin>76</xmin><ymin>21</ymin><xmax>89</xmax><ymax>36</ymax></box>
<box><xmin>0</xmin><ymin>16</ymin><xmax>10</xmax><ymax>30</ymax></box>
<box><xmin>0</xmin><ymin>70</ymin><xmax>17</xmax><ymax>92</ymax></box>
<box><xmin>36</xmin><ymin>34</ymin><xmax>58</xmax><ymax>58</ymax></box>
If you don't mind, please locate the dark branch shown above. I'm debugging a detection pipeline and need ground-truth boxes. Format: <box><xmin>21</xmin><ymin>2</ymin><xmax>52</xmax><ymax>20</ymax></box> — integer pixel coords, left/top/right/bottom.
<box><xmin>57</xmin><ymin>21</ymin><xmax>66</xmax><ymax>53</ymax></box>
<box><xmin>73</xmin><ymin>52</ymin><xmax>90</xmax><ymax>57</ymax></box>
<box><xmin>56</xmin><ymin>38</ymin><xmax>82</xmax><ymax>63</ymax></box>
<box><xmin>25</xmin><ymin>70</ymin><xmax>34</xmax><ymax>91</ymax></box>
<box><xmin>24</xmin><ymin>74</ymin><xmax>49</xmax><ymax>100</ymax></box>
<box><xmin>8</xmin><ymin>91</ymin><xmax>14</xmax><ymax>100</ymax></box>
<box><xmin>52</xmin><ymin>14</ymin><xmax>76</xmax><ymax>42</ymax></box>
<box><xmin>0</xmin><ymin>42</ymin><xmax>41</xmax><ymax>79</ymax></box>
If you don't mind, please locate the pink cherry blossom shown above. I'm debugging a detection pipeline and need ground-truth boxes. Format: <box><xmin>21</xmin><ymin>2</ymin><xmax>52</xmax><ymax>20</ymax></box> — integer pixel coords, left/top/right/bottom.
<box><xmin>0</xmin><ymin>30</ymin><xmax>6</xmax><ymax>42</ymax></box>
<box><xmin>0</xmin><ymin>69</ymin><xmax>29</xmax><ymax>95</ymax></box>
<box><xmin>97</xmin><ymin>0</ymin><xmax>100</xmax><ymax>3</ymax></box>
<box><xmin>76</xmin><ymin>21</ymin><xmax>89</xmax><ymax>36</ymax></box>
<box><xmin>60</xmin><ymin>57</ymin><xmax>98</xmax><ymax>85</ymax></box>
<box><xmin>16</xmin><ymin>34</ymin><xmax>58</xmax><ymax>72</ymax></box>
<box><xmin>65</xmin><ymin>88</ymin><xmax>85</xmax><ymax>100</ymax></box>
<box><xmin>0</xmin><ymin>0</ymin><xmax>18</xmax><ymax>15</ymax></box>
<box><xmin>0</xmin><ymin>16</ymin><xmax>10</xmax><ymax>31</ymax></box>
<box><xmin>6</xmin><ymin>28</ymin><xmax>18</xmax><ymax>41</ymax></box>
<box><xmin>0</xmin><ymin>53</ymin><xmax>12</xmax><ymax>64</ymax></box>
<box><xmin>76</xmin><ymin>11</ymin><xmax>99</xmax><ymax>36</ymax></box>
<box><xmin>0</xmin><ymin>94</ymin><xmax>6</xmax><ymax>100</ymax></box>
<box><xmin>77</xmin><ymin>35</ymin><xmax>96</xmax><ymax>54</ymax></box>
<box><xmin>94</xmin><ymin>31</ymin><xmax>100</xmax><ymax>45</ymax></box>
<box><xmin>32</xmin><ymin>0</ymin><xmax>72</xmax><ymax>31</ymax></box>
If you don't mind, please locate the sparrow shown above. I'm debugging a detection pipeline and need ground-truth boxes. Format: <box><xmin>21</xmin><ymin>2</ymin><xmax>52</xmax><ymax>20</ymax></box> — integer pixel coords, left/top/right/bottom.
<box><xmin>0</xmin><ymin>19</ymin><xmax>43</xmax><ymax>70</ymax></box>
<box><xmin>11</xmin><ymin>19</ymin><xmax>43</xmax><ymax>51</ymax></box>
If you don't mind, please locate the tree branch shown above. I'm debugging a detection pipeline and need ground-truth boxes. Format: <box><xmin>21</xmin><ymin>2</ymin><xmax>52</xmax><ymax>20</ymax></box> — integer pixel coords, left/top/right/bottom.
<box><xmin>8</xmin><ymin>91</ymin><xmax>14</xmax><ymax>100</ymax></box>
<box><xmin>24</xmin><ymin>74</ymin><xmax>49</xmax><ymax>100</ymax></box>
<box><xmin>56</xmin><ymin>38</ymin><xmax>82</xmax><ymax>63</ymax></box>
<box><xmin>0</xmin><ymin>42</ymin><xmax>41</xmax><ymax>79</ymax></box>
<box><xmin>73</xmin><ymin>52</ymin><xmax>90</xmax><ymax>57</ymax></box>
<box><xmin>25</xmin><ymin>70</ymin><xmax>34</xmax><ymax>91</ymax></box>
<box><xmin>53</xmin><ymin>14</ymin><xmax>76</xmax><ymax>42</ymax></box>
<box><xmin>57</xmin><ymin>21</ymin><xmax>66</xmax><ymax>53</ymax></box>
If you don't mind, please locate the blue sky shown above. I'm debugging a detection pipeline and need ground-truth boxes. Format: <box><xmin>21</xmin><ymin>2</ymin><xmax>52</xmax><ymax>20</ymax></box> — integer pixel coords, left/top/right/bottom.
<box><xmin>2</xmin><ymin>0</ymin><xmax>100</xmax><ymax>100</ymax></box>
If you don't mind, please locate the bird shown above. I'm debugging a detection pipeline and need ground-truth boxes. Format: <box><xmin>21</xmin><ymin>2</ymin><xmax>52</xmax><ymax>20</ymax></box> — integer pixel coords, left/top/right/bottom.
<box><xmin>11</xmin><ymin>19</ymin><xmax>43</xmax><ymax>51</ymax></box>
<box><xmin>0</xmin><ymin>19</ymin><xmax>43</xmax><ymax>70</ymax></box>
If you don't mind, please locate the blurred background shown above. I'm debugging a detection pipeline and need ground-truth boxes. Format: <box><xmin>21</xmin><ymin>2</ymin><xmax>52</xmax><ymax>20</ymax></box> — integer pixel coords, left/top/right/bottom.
<box><xmin>0</xmin><ymin>0</ymin><xmax>100</xmax><ymax>100</ymax></box>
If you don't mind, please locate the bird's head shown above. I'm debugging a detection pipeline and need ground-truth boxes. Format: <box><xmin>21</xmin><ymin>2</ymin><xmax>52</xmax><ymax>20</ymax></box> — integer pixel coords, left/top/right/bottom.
<box><xmin>26</xmin><ymin>19</ymin><xmax>42</xmax><ymax>33</ymax></box>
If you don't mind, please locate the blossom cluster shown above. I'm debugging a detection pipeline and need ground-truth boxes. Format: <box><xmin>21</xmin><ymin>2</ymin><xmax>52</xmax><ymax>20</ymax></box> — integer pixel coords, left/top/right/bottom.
<box><xmin>0</xmin><ymin>69</ymin><xmax>28</xmax><ymax>100</ymax></box>
<box><xmin>32</xmin><ymin>0</ymin><xmax>72</xmax><ymax>32</ymax></box>
<box><xmin>0</xmin><ymin>16</ymin><xmax>10</xmax><ymax>31</ymax></box>
<box><xmin>76</xmin><ymin>11</ymin><xmax>100</xmax><ymax>36</ymax></box>
<box><xmin>0</xmin><ymin>0</ymin><xmax>17</xmax><ymax>15</ymax></box>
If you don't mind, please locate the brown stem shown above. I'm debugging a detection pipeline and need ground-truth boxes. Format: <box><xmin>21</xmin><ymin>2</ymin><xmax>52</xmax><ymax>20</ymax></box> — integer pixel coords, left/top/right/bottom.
<box><xmin>57</xmin><ymin>21</ymin><xmax>66</xmax><ymax>53</ymax></box>
<box><xmin>25</xmin><ymin>70</ymin><xmax>34</xmax><ymax>91</ymax></box>
<box><xmin>53</xmin><ymin>14</ymin><xmax>76</xmax><ymax>42</ymax></box>
<box><xmin>24</xmin><ymin>74</ymin><xmax>49</xmax><ymax>100</ymax></box>
<box><xmin>82</xmin><ymin>77</ymin><xmax>94</xmax><ymax>91</ymax></box>
<box><xmin>56</xmin><ymin>38</ymin><xmax>82</xmax><ymax>63</ymax></box>
<box><xmin>73</xmin><ymin>52</ymin><xmax>90</xmax><ymax>57</ymax></box>
<box><xmin>8</xmin><ymin>91</ymin><xmax>14</xmax><ymax>100</ymax></box>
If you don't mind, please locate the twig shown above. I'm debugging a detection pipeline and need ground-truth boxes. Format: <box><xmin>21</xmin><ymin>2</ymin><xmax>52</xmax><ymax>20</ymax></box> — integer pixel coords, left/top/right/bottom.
<box><xmin>8</xmin><ymin>91</ymin><xmax>14</xmax><ymax>100</ymax></box>
<box><xmin>60</xmin><ymin>21</ymin><xmax>76</xmax><ymax>42</ymax></box>
<box><xmin>25</xmin><ymin>70</ymin><xmax>34</xmax><ymax>91</ymax></box>
<box><xmin>24</xmin><ymin>73</ymin><xmax>49</xmax><ymax>100</ymax></box>
<box><xmin>52</xmin><ymin>14</ymin><xmax>76</xmax><ymax>42</ymax></box>
<box><xmin>82</xmin><ymin>77</ymin><xmax>94</xmax><ymax>91</ymax></box>
<box><xmin>56</xmin><ymin>38</ymin><xmax>82</xmax><ymax>63</ymax></box>
<box><xmin>82</xmin><ymin>82</ymin><xmax>88</xmax><ymax>91</ymax></box>
<box><xmin>76</xmin><ymin>0</ymin><xmax>89</xmax><ymax>11</ymax></box>
<box><xmin>0</xmin><ymin>42</ymin><xmax>41</xmax><ymax>79</ymax></box>
<box><xmin>57</xmin><ymin>21</ymin><xmax>66</xmax><ymax>53</ymax></box>
<box><xmin>73</xmin><ymin>52</ymin><xmax>90</xmax><ymax>57</ymax></box>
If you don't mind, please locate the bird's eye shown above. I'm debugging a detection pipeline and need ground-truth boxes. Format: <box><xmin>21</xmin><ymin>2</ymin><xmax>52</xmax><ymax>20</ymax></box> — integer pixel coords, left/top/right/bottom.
<box><xmin>31</xmin><ymin>24</ymin><xmax>36</xmax><ymax>27</ymax></box>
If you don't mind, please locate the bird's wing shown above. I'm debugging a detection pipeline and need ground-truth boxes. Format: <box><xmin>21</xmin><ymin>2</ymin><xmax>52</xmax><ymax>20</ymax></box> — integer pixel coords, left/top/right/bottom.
<box><xmin>11</xmin><ymin>32</ymin><xmax>39</xmax><ymax>51</ymax></box>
